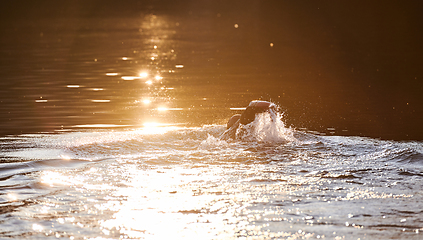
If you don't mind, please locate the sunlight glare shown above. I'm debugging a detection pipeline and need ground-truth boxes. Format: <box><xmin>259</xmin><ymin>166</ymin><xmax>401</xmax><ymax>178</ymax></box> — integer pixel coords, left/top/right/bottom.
<box><xmin>122</xmin><ymin>76</ymin><xmax>139</xmax><ymax>81</ymax></box>
<box><xmin>139</xmin><ymin>72</ymin><xmax>148</xmax><ymax>78</ymax></box>
<box><xmin>106</xmin><ymin>73</ymin><xmax>118</xmax><ymax>76</ymax></box>
<box><xmin>32</xmin><ymin>223</ymin><xmax>44</xmax><ymax>232</ymax></box>
<box><xmin>41</xmin><ymin>171</ymin><xmax>82</xmax><ymax>187</ymax></box>
<box><xmin>7</xmin><ymin>193</ymin><xmax>18</xmax><ymax>201</ymax></box>
<box><xmin>143</xmin><ymin>122</ymin><xmax>161</xmax><ymax>128</ymax></box>
<box><xmin>141</xmin><ymin>122</ymin><xmax>178</xmax><ymax>135</ymax></box>
<box><xmin>99</xmin><ymin>167</ymin><xmax>233</xmax><ymax>239</ymax></box>
<box><xmin>145</xmin><ymin>80</ymin><xmax>153</xmax><ymax>85</ymax></box>
<box><xmin>154</xmin><ymin>75</ymin><xmax>163</xmax><ymax>80</ymax></box>
<box><xmin>60</xmin><ymin>154</ymin><xmax>71</xmax><ymax>160</ymax></box>
<box><xmin>91</xmin><ymin>88</ymin><xmax>104</xmax><ymax>91</ymax></box>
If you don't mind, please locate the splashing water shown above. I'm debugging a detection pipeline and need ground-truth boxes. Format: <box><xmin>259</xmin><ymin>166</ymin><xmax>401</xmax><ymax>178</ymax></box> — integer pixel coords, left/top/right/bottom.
<box><xmin>236</xmin><ymin>108</ymin><xmax>294</xmax><ymax>143</ymax></box>
<box><xmin>199</xmin><ymin>134</ymin><xmax>229</xmax><ymax>150</ymax></box>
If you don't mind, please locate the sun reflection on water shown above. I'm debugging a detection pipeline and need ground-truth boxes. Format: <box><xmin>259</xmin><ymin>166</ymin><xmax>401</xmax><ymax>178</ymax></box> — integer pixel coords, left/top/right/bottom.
<box><xmin>156</xmin><ymin>106</ymin><xmax>168</xmax><ymax>112</ymax></box>
<box><xmin>92</xmin><ymin>162</ymin><xmax>320</xmax><ymax>239</ymax></box>
<box><xmin>142</xmin><ymin>98</ymin><xmax>151</xmax><ymax>105</ymax></box>
<box><xmin>41</xmin><ymin>171</ymin><xmax>83</xmax><ymax>187</ymax></box>
<box><xmin>139</xmin><ymin>71</ymin><xmax>149</xmax><ymax>78</ymax></box>
<box><xmin>32</xmin><ymin>223</ymin><xmax>44</xmax><ymax>232</ymax></box>
<box><xmin>99</xmin><ymin>167</ymin><xmax>238</xmax><ymax>239</ymax></box>
<box><xmin>121</xmin><ymin>76</ymin><xmax>141</xmax><ymax>80</ymax></box>
<box><xmin>7</xmin><ymin>193</ymin><xmax>18</xmax><ymax>201</ymax></box>
<box><xmin>141</xmin><ymin>122</ymin><xmax>180</xmax><ymax>135</ymax></box>
<box><xmin>106</xmin><ymin>72</ymin><xmax>118</xmax><ymax>76</ymax></box>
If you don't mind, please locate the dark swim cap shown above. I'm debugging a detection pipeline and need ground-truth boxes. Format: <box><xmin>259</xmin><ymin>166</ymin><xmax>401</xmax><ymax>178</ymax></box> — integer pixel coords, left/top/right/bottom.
<box><xmin>239</xmin><ymin>101</ymin><xmax>276</xmax><ymax>125</ymax></box>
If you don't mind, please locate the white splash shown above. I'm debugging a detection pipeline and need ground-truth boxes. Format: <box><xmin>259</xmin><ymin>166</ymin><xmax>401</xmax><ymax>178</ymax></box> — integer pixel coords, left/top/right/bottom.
<box><xmin>237</xmin><ymin>110</ymin><xmax>294</xmax><ymax>143</ymax></box>
<box><xmin>199</xmin><ymin>134</ymin><xmax>229</xmax><ymax>150</ymax></box>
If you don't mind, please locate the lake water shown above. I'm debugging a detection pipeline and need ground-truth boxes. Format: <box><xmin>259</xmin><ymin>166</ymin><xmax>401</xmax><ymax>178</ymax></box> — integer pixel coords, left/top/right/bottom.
<box><xmin>1</xmin><ymin>1</ymin><xmax>423</xmax><ymax>239</ymax></box>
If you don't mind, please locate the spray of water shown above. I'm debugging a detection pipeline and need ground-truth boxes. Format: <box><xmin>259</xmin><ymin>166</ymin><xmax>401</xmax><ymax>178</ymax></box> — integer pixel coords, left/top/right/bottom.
<box><xmin>202</xmin><ymin>104</ymin><xmax>295</xmax><ymax>148</ymax></box>
<box><xmin>199</xmin><ymin>133</ymin><xmax>229</xmax><ymax>150</ymax></box>
<box><xmin>236</xmin><ymin>108</ymin><xmax>294</xmax><ymax>143</ymax></box>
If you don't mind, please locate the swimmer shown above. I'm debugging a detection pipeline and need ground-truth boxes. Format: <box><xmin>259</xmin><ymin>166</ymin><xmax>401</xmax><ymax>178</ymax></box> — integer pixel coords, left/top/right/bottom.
<box><xmin>220</xmin><ymin>100</ymin><xmax>276</xmax><ymax>140</ymax></box>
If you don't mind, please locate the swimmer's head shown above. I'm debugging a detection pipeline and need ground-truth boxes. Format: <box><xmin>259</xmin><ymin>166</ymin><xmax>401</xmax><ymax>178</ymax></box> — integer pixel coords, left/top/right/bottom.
<box><xmin>247</xmin><ymin>100</ymin><xmax>276</xmax><ymax>111</ymax></box>
<box><xmin>239</xmin><ymin>100</ymin><xmax>276</xmax><ymax>125</ymax></box>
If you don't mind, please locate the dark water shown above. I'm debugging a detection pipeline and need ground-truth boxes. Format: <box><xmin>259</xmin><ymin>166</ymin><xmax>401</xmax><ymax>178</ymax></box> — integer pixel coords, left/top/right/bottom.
<box><xmin>0</xmin><ymin>0</ymin><xmax>422</xmax><ymax>139</ymax></box>
<box><xmin>1</xmin><ymin>1</ymin><xmax>423</xmax><ymax>239</ymax></box>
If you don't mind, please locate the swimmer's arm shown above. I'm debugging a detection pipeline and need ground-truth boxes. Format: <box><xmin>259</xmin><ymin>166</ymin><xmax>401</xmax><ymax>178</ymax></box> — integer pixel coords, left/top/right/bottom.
<box><xmin>219</xmin><ymin>120</ymin><xmax>240</xmax><ymax>140</ymax></box>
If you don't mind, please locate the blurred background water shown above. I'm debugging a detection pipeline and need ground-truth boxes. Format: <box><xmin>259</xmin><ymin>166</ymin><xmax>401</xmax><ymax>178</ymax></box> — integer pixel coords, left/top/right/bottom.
<box><xmin>0</xmin><ymin>1</ymin><xmax>423</xmax><ymax>239</ymax></box>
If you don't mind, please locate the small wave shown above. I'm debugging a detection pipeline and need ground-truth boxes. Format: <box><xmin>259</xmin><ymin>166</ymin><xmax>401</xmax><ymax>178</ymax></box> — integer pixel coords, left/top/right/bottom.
<box><xmin>0</xmin><ymin>158</ymin><xmax>97</xmax><ymax>181</ymax></box>
<box><xmin>394</xmin><ymin>148</ymin><xmax>423</xmax><ymax>164</ymax></box>
<box><xmin>371</xmin><ymin>146</ymin><xmax>423</xmax><ymax>164</ymax></box>
<box><xmin>247</xmin><ymin>178</ymin><xmax>288</xmax><ymax>183</ymax></box>
<box><xmin>319</xmin><ymin>136</ymin><xmax>423</xmax><ymax>165</ymax></box>
<box><xmin>321</xmin><ymin>173</ymin><xmax>360</xmax><ymax>179</ymax></box>
<box><xmin>397</xmin><ymin>169</ymin><xmax>423</xmax><ymax>178</ymax></box>
<box><xmin>199</xmin><ymin>134</ymin><xmax>229</xmax><ymax>150</ymax></box>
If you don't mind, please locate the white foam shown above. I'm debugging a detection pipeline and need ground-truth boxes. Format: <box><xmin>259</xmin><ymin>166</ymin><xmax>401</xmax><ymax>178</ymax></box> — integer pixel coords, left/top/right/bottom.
<box><xmin>199</xmin><ymin>134</ymin><xmax>229</xmax><ymax>150</ymax></box>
